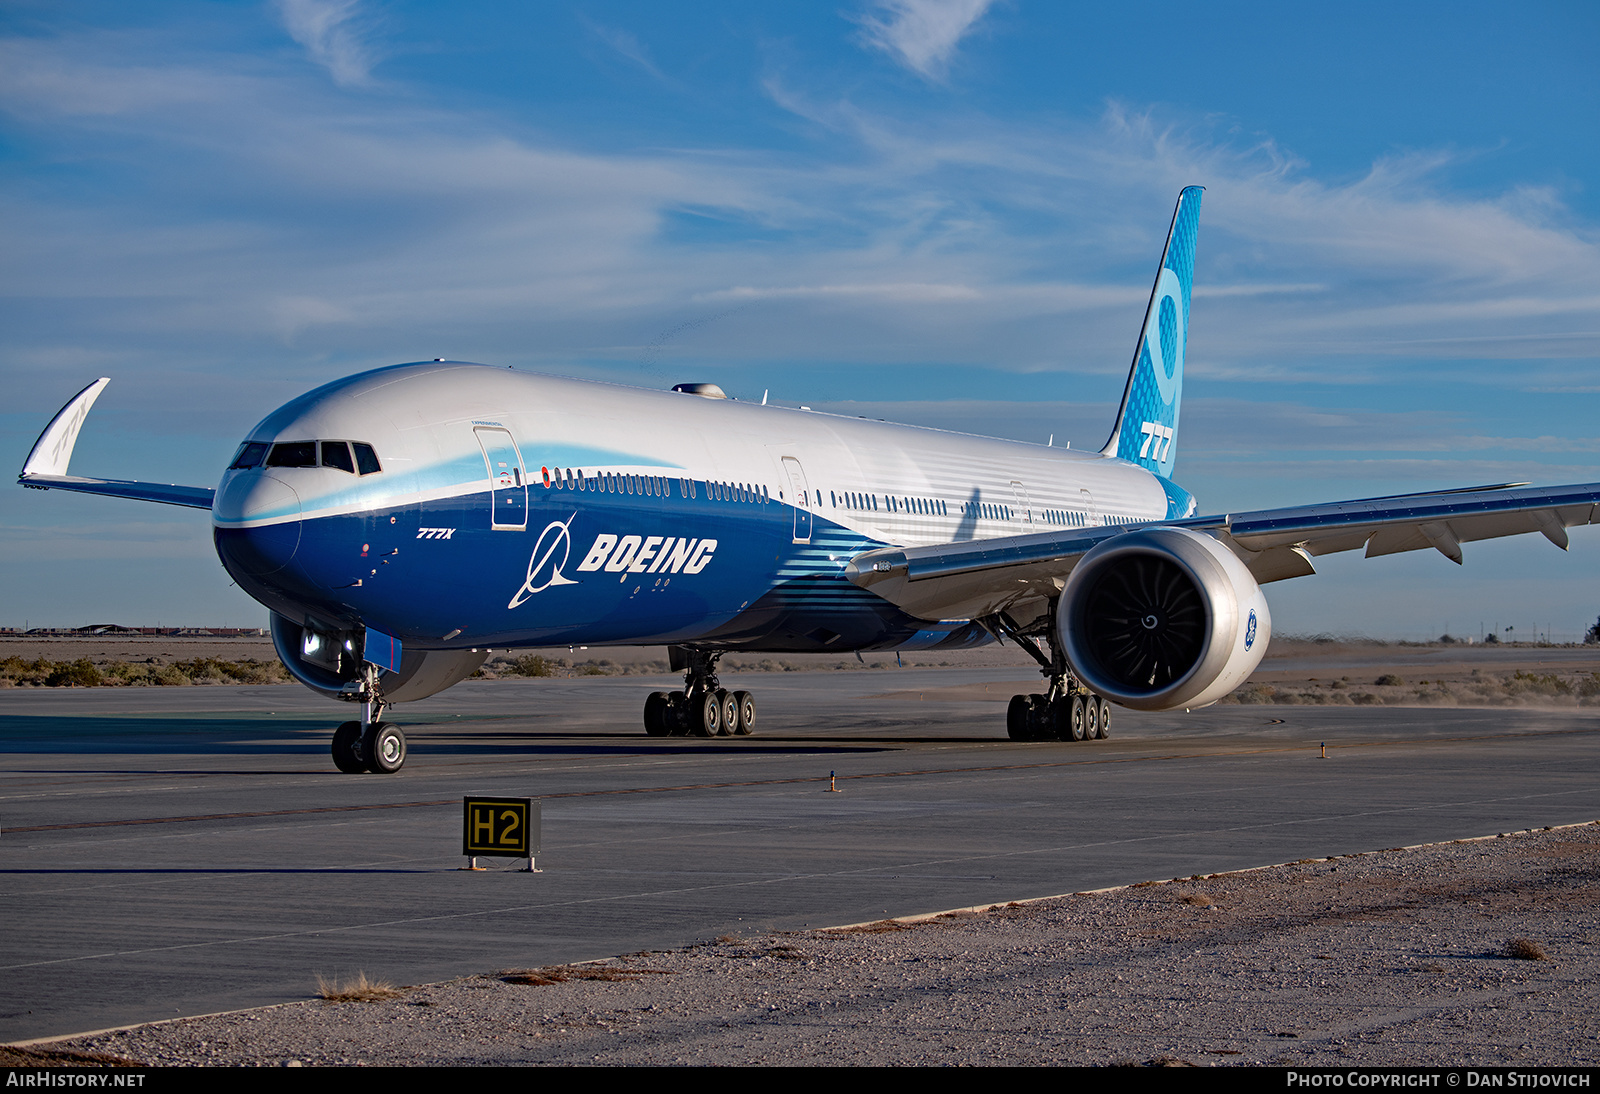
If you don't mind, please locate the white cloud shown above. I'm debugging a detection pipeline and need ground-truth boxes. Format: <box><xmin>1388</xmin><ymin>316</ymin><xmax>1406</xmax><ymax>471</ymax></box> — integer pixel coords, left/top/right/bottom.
<box><xmin>583</xmin><ymin>19</ymin><xmax>671</xmax><ymax>84</ymax></box>
<box><xmin>276</xmin><ymin>0</ymin><xmax>376</xmax><ymax>86</ymax></box>
<box><xmin>3</xmin><ymin>21</ymin><xmax>1598</xmax><ymax>395</ymax></box>
<box><xmin>854</xmin><ymin>0</ymin><xmax>996</xmax><ymax>80</ymax></box>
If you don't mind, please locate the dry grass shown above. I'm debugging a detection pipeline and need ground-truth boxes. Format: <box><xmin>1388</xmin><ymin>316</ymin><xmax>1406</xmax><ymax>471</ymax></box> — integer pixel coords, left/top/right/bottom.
<box><xmin>0</xmin><ymin>1045</ymin><xmax>143</xmax><ymax>1068</ymax></box>
<box><xmin>1179</xmin><ymin>893</ymin><xmax>1216</xmax><ymax>907</ymax></box>
<box><xmin>502</xmin><ymin>963</ymin><xmax>674</xmax><ymax>986</ymax></box>
<box><xmin>833</xmin><ymin>919</ymin><xmax>917</xmax><ymax>934</ymax></box>
<box><xmin>1504</xmin><ymin>938</ymin><xmax>1549</xmax><ymax>961</ymax></box>
<box><xmin>315</xmin><ymin>971</ymin><xmax>404</xmax><ymax>1002</ymax></box>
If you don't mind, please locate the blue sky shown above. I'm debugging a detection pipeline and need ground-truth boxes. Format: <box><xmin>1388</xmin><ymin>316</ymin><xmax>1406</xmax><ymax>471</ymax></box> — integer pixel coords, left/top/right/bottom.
<box><xmin>3</xmin><ymin>1</ymin><xmax>1598</xmax><ymax>638</ymax></box>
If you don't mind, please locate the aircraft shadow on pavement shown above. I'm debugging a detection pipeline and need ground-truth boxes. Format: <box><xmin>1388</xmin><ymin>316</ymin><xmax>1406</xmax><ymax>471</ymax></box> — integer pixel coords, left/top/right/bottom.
<box><xmin>0</xmin><ymin>715</ymin><xmax>929</xmax><ymax>759</ymax></box>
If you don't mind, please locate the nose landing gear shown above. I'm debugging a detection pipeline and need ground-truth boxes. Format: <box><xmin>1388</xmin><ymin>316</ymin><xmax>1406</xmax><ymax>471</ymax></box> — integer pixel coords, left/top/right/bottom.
<box><xmin>329</xmin><ymin>666</ymin><xmax>407</xmax><ymax>773</ymax></box>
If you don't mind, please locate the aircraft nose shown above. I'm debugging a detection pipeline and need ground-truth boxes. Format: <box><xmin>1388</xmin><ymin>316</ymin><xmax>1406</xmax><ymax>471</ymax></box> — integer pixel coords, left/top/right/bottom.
<box><xmin>212</xmin><ymin>472</ymin><xmax>302</xmax><ymax>576</ymax></box>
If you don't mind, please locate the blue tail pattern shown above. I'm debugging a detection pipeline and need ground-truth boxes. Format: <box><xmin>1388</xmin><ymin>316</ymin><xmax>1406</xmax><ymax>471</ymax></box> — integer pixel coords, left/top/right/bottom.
<box><xmin>1101</xmin><ymin>186</ymin><xmax>1202</xmax><ymax>482</ymax></box>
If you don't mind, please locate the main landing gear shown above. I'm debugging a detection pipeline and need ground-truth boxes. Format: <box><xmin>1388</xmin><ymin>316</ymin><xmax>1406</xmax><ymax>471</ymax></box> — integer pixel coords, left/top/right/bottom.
<box><xmin>992</xmin><ymin>611</ymin><xmax>1112</xmax><ymax>743</ymax></box>
<box><xmin>643</xmin><ymin>648</ymin><xmax>756</xmax><ymax>738</ymax></box>
<box><xmin>330</xmin><ymin>667</ymin><xmax>407</xmax><ymax>773</ymax></box>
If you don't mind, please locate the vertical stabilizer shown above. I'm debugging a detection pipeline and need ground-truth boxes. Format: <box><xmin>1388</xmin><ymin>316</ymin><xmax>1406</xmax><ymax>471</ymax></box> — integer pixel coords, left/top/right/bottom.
<box><xmin>1100</xmin><ymin>186</ymin><xmax>1202</xmax><ymax>478</ymax></box>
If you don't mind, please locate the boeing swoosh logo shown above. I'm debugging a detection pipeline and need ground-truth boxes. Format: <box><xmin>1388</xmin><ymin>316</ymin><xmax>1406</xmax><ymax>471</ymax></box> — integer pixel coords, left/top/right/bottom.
<box><xmin>508</xmin><ymin>515</ymin><xmax>580</xmax><ymax>608</ymax></box>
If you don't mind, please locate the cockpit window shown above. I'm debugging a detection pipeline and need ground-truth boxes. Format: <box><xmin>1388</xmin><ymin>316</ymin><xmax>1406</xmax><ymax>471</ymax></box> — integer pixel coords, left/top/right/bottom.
<box><xmin>321</xmin><ymin>441</ymin><xmax>355</xmax><ymax>474</ymax></box>
<box><xmin>266</xmin><ymin>441</ymin><xmax>317</xmax><ymax>468</ymax></box>
<box><xmin>229</xmin><ymin>442</ymin><xmax>269</xmax><ymax>470</ymax></box>
<box><xmin>255</xmin><ymin>440</ymin><xmax>379</xmax><ymax>473</ymax></box>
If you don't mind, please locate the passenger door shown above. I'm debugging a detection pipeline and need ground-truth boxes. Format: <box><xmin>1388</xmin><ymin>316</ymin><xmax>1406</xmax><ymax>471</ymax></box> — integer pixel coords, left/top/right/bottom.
<box><xmin>474</xmin><ymin>427</ymin><xmax>528</xmax><ymax>531</ymax></box>
<box><xmin>782</xmin><ymin>456</ymin><xmax>813</xmax><ymax>544</ymax></box>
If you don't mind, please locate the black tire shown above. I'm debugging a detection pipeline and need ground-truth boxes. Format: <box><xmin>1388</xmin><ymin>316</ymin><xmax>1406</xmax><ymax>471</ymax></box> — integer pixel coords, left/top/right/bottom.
<box><xmin>332</xmin><ymin>721</ymin><xmax>365</xmax><ymax>773</ymax></box>
<box><xmin>1006</xmin><ymin>694</ymin><xmax>1030</xmax><ymax>740</ymax></box>
<box><xmin>692</xmin><ymin>692</ymin><xmax>720</xmax><ymax>737</ymax></box>
<box><xmin>1047</xmin><ymin>697</ymin><xmax>1071</xmax><ymax>741</ymax></box>
<box><xmin>732</xmin><ymin>691</ymin><xmax>756</xmax><ymax>735</ymax></box>
<box><xmin>1084</xmin><ymin>697</ymin><xmax>1100</xmax><ymax>740</ymax></box>
<box><xmin>667</xmin><ymin>691</ymin><xmax>689</xmax><ymax>736</ymax></box>
<box><xmin>715</xmin><ymin>689</ymin><xmax>737</xmax><ymax>737</ymax></box>
<box><xmin>1026</xmin><ymin>694</ymin><xmax>1050</xmax><ymax>740</ymax></box>
<box><xmin>644</xmin><ymin>691</ymin><xmax>672</xmax><ymax>737</ymax></box>
<box><xmin>364</xmin><ymin>722</ymin><xmax>407</xmax><ymax>774</ymax></box>
<box><xmin>1069</xmin><ymin>696</ymin><xmax>1087</xmax><ymax>742</ymax></box>
<box><xmin>1095</xmin><ymin>697</ymin><xmax>1112</xmax><ymax>739</ymax></box>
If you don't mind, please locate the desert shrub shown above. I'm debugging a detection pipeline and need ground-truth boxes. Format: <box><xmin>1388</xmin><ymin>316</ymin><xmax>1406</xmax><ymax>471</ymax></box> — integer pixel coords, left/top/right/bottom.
<box><xmin>104</xmin><ymin>661</ymin><xmax>162</xmax><ymax>686</ymax></box>
<box><xmin>0</xmin><ymin>656</ymin><xmax>56</xmax><ymax>685</ymax></box>
<box><xmin>45</xmin><ymin>659</ymin><xmax>101</xmax><ymax>687</ymax></box>
<box><xmin>1506</xmin><ymin>671</ymin><xmax>1571</xmax><ymax>698</ymax></box>
<box><xmin>172</xmin><ymin>658</ymin><xmax>231</xmax><ymax>684</ymax></box>
<box><xmin>154</xmin><ymin>665</ymin><xmax>192</xmax><ymax>686</ymax></box>
<box><xmin>510</xmin><ymin>655</ymin><xmax>556</xmax><ymax>677</ymax></box>
<box><xmin>1375</xmin><ymin>674</ymin><xmax>1404</xmax><ymax>687</ymax></box>
<box><xmin>1504</xmin><ymin>938</ymin><xmax>1548</xmax><ymax>961</ymax></box>
<box><xmin>1351</xmin><ymin>692</ymin><xmax>1380</xmax><ymax>705</ymax></box>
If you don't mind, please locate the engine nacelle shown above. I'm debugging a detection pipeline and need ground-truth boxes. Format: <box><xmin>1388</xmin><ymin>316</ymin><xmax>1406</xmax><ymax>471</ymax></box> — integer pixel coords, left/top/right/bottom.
<box><xmin>270</xmin><ymin>613</ymin><xmax>487</xmax><ymax>704</ymax></box>
<box><xmin>1058</xmin><ymin>527</ymin><xmax>1270</xmax><ymax>711</ymax></box>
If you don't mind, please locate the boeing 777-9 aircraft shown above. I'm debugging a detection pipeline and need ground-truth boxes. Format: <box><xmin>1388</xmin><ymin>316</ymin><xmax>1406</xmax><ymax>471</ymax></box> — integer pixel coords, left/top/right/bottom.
<box><xmin>20</xmin><ymin>188</ymin><xmax>1600</xmax><ymax>773</ymax></box>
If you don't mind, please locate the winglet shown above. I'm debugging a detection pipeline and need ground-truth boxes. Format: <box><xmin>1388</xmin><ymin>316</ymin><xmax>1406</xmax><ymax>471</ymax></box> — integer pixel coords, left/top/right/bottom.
<box><xmin>1101</xmin><ymin>186</ymin><xmax>1203</xmax><ymax>476</ymax></box>
<box><xmin>19</xmin><ymin>378</ymin><xmax>215</xmax><ymax>510</ymax></box>
<box><xmin>21</xmin><ymin>378</ymin><xmax>111</xmax><ymax>478</ymax></box>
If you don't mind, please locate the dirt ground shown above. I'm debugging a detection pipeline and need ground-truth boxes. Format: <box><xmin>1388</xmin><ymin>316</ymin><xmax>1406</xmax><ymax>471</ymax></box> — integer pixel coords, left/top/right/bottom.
<box><xmin>10</xmin><ymin>823</ymin><xmax>1598</xmax><ymax>1068</ymax></box>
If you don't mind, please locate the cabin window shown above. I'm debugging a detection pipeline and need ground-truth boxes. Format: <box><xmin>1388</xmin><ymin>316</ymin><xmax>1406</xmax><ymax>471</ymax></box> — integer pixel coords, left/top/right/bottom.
<box><xmin>266</xmin><ymin>441</ymin><xmax>316</xmax><ymax>468</ymax></box>
<box><xmin>352</xmin><ymin>443</ymin><xmax>381</xmax><ymax>475</ymax></box>
<box><xmin>229</xmin><ymin>442</ymin><xmax>268</xmax><ymax>470</ymax></box>
<box><xmin>321</xmin><ymin>441</ymin><xmax>355</xmax><ymax>474</ymax></box>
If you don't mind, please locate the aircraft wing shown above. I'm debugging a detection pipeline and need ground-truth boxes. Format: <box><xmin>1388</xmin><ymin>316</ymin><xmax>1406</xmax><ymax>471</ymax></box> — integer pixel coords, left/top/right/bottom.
<box><xmin>17</xmin><ymin>378</ymin><xmax>216</xmax><ymax>511</ymax></box>
<box><xmin>845</xmin><ymin>481</ymin><xmax>1600</xmax><ymax>623</ymax></box>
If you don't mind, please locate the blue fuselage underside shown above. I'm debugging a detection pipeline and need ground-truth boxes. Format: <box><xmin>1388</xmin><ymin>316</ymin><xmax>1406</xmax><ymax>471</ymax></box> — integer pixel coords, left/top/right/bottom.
<box><xmin>216</xmin><ymin>485</ymin><xmax>991</xmax><ymax>654</ymax></box>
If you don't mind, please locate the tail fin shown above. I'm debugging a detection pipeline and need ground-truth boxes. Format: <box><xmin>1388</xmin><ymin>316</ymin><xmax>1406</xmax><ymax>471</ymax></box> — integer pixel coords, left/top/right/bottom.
<box><xmin>1100</xmin><ymin>185</ymin><xmax>1202</xmax><ymax>478</ymax></box>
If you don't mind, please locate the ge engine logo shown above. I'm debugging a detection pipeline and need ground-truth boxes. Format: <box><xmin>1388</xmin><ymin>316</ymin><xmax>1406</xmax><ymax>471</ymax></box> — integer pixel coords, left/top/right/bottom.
<box><xmin>1245</xmin><ymin>608</ymin><xmax>1258</xmax><ymax>651</ymax></box>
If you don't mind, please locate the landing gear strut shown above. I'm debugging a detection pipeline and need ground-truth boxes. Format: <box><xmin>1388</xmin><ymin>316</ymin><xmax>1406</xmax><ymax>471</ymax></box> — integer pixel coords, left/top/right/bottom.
<box><xmin>992</xmin><ymin>609</ymin><xmax>1111</xmax><ymax>743</ymax></box>
<box><xmin>329</xmin><ymin>665</ymin><xmax>407</xmax><ymax>773</ymax></box>
<box><xmin>644</xmin><ymin>647</ymin><xmax>756</xmax><ymax>738</ymax></box>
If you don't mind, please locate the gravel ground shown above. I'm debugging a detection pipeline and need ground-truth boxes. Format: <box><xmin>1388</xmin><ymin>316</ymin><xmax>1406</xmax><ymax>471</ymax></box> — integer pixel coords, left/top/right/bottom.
<box><xmin>13</xmin><ymin>822</ymin><xmax>1599</xmax><ymax>1068</ymax></box>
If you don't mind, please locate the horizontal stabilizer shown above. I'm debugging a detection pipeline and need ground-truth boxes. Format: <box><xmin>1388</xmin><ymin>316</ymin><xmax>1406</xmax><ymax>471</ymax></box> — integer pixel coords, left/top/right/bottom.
<box><xmin>18</xmin><ymin>378</ymin><xmax>214</xmax><ymax>510</ymax></box>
